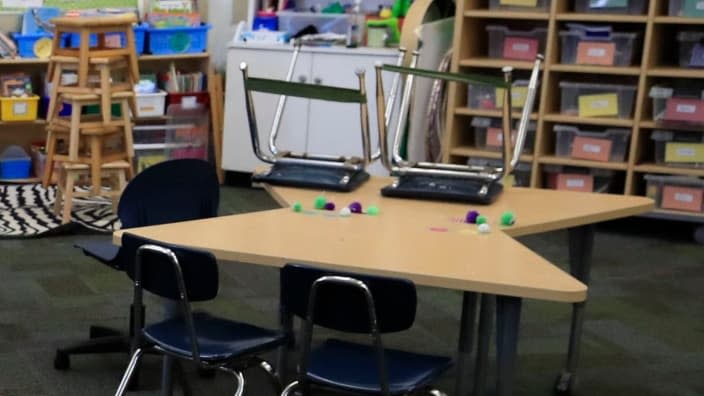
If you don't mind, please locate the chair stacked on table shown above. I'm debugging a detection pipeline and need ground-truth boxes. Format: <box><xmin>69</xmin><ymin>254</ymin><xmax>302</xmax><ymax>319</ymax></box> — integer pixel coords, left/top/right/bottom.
<box><xmin>43</xmin><ymin>13</ymin><xmax>139</xmax><ymax>224</ymax></box>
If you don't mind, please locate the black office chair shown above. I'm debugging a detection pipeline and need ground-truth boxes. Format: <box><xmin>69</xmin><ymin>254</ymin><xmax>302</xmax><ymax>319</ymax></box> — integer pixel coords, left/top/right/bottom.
<box><xmin>279</xmin><ymin>264</ymin><xmax>452</xmax><ymax>396</ymax></box>
<box><xmin>114</xmin><ymin>233</ymin><xmax>285</xmax><ymax>396</ymax></box>
<box><xmin>54</xmin><ymin>159</ymin><xmax>220</xmax><ymax>370</ymax></box>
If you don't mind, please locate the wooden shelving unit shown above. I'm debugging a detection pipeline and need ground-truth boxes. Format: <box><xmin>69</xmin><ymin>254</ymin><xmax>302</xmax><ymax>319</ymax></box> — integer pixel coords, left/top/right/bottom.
<box><xmin>445</xmin><ymin>0</ymin><xmax>704</xmax><ymax>228</ymax></box>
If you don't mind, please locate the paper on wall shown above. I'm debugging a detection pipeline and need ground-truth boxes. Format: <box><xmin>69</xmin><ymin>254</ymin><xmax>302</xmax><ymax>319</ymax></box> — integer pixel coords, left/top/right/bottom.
<box><xmin>3</xmin><ymin>0</ymin><xmax>43</xmax><ymax>7</ymax></box>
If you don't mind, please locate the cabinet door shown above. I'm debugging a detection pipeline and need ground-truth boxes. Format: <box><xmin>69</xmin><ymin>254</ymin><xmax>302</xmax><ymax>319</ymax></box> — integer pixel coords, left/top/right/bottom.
<box><xmin>222</xmin><ymin>46</ymin><xmax>312</xmax><ymax>172</ymax></box>
<box><xmin>305</xmin><ymin>51</ymin><xmax>399</xmax><ymax>176</ymax></box>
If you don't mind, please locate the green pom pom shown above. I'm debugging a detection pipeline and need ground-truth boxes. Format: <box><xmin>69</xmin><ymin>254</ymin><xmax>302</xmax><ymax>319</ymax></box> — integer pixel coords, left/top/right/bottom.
<box><xmin>476</xmin><ymin>215</ymin><xmax>488</xmax><ymax>225</ymax></box>
<box><xmin>292</xmin><ymin>202</ymin><xmax>303</xmax><ymax>212</ymax></box>
<box><xmin>367</xmin><ymin>205</ymin><xmax>380</xmax><ymax>216</ymax></box>
<box><xmin>314</xmin><ymin>195</ymin><xmax>327</xmax><ymax>210</ymax></box>
<box><xmin>500</xmin><ymin>211</ymin><xmax>515</xmax><ymax>226</ymax></box>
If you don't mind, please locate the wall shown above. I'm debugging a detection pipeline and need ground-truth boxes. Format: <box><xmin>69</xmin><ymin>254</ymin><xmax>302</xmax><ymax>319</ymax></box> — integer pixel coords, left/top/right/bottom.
<box><xmin>205</xmin><ymin>0</ymin><xmax>248</xmax><ymax>71</ymax></box>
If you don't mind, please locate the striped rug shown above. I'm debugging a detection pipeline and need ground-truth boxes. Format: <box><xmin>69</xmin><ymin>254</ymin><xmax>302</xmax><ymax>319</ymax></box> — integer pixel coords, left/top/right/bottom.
<box><xmin>0</xmin><ymin>184</ymin><xmax>119</xmax><ymax>237</ymax></box>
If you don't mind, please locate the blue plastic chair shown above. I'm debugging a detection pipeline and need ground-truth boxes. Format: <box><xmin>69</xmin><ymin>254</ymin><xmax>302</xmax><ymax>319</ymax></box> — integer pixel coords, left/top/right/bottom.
<box><xmin>279</xmin><ymin>264</ymin><xmax>452</xmax><ymax>396</ymax></box>
<box><xmin>115</xmin><ymin>233</ymin><xmax>285</xmax><ymax>396</ymax></box>
<box><xmin>54</xmin><ymin>159</ymin><xmax>220</xmax><ymax>370</ymax></box>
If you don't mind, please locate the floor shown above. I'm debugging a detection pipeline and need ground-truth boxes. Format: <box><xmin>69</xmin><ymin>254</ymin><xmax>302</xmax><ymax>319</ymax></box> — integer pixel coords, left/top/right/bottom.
<box><xmin>0</xmin><ymin>185</ymin><xmax>702</xmax><ymax>396</ymax></box>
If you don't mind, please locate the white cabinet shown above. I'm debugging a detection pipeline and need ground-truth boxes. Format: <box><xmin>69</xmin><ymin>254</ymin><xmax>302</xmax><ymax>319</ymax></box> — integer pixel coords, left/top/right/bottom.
<box><xmin>222</xmin><ymin>42</ymin><xmax>399</xmax><ymax>175</ymax></box>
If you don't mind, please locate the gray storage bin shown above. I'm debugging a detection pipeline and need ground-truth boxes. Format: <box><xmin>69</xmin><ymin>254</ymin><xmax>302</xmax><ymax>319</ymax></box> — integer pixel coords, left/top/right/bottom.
<box><xmin>677</xmin><ymin>31</ymin><xmax>704</xmax><ymax>68</ymax></box>
<box><xmin>468</xmin><ymin>157</ymin><xmax>532</xmax><ymax>187</ymax></box>
<box><xmin>467</xmin><ymin>80</ymin><xmax>534</xmax><ymax>110</ymax></box>
<box><xmin>553</xmin><ymin>124</ymin><xmax>630</xmax><ymax>162</ymax></box>
<box><xmin>471</xmin><ymin>116</ymin><xmax>536</xmax><ymax>154</ymax></box>
<box><xmin>559</xmin><ymin>24</ymin><xmax>640</xmax><ymax>66</ymax></box>
<box><xmin>559</xmin><ymin>81</ymin><xmax>637</xmax><ymax>119</ymax></box>
<box><xmin>486</xmin><ymin>25</ymin><xmax>548</xmax><ymax>60</ymax></box>
<box><xmin>543</xmin><ymin>165</ymin><xmax>616</xmax><ymax>193</ymax></box>
<box><xmin>669</xmin><ymin>0</ymin><xmax>704</xmax><ymax>17</ymax></box>
<box><xmin>489</xmin><ymin>0</ymin><xmax>550</xmax><ymax>11</ymax></box>
<box><xmin>276</xmin><ymin>11</ymin><xmax>350</xmax><ymax>35</ymax></box>
<box><xmin>574</xmin><ymin>0</ymin><xmax>647</xmax><ymax>14</ymax></box>
<box><xmin>645</xmin><ymin>174</ymin><xmax>704</xmax><ymax>212</ymax></box>
<box><xmin>651</xmin><ymin>130</ymin><xmax>704</xmax><ymax>168</ymax></box>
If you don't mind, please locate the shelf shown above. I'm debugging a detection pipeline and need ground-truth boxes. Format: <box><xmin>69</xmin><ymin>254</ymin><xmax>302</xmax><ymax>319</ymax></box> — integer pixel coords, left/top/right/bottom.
<box><xmin>0</xmin><ymin>58</ymin><xmax>49</xmax><ymax>65</ymax></box>
<box><xmin>648</xmin><ymin>67</ymin><xmax>704</xmax><ymax>79</ymax></box>
<box><xmin>0</xmin><ymin>176</ymin><xmax>41</xmax><ymax>184</ymax></box>
<box><xmin>459</xmin><ymin>58</ymin><xmax>537</xmax><ymax>70</ymax></box>
<box><xmin>634</xmin><ymin>163</ymin><xmax>704</xmax><ymax>177</ymax></box>
<box><xmin>464</xmin><ymin>10</ymin><xmax>549</xmax><ymax>20</ymax></box>
<box><xmin>539</xmin><ymin>155</ymin><xmax>628</xmax><ymax>170</ymax></box>
<box><xmin>641</xmin><ymin>208</ymin><xmax>704</xmax><ymax>223</ymax></box>
<box><xmin>639</xmin><ymin>120</ymin><xmax>704</xmax><ymax>131</ymax></box>
<box><xmin>449</xmin><ymin>146</ymin><xmax>533</xmax><ymax>161</ymax></box>
<box><xmin>455</xmin><ymin>107</ymin><xmax>539</xmax><ymax>120</ymax></box>
<box><xmin>653</xmin><ymin>16</ymin><xmax>704</xmax><ymax>25</ymax></box>
<box><xmin>0</xmin><ymin>119</ymin><xmax>47</xmax><ymax>126</ymax></box>
<box><xmin>550</xmin><ymin>64</ymin><xmax>641</xmax><ymax>76</ymax></box>
<box><xmin>138</xmin><ymin>53</ymin><xmax>210</xmax><ymax>61</ymax></box>
<box><xmin>555</xmin><ymin>13</ymin><xmax>648</xmax><ymax>23</ymax></box>
<box><xmin>543</xmin><ymin>114</ymin><xmax>634</xmax><ymax>127</ymax></box>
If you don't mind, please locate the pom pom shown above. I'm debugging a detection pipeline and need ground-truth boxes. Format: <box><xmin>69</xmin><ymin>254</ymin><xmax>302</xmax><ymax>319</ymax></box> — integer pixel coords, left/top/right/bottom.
<box><xmin>476</xmin><ymin>215</ymin><xmax>488</xmax><ymax>225</ymax></box>
<box><xmin>324</xmin><ymin>202</ymin><xmax>336</xmax><ymax>211</ymax></box>
<box><xmin>349</xmin><ymin>201</ymin><xmax>363</xmax><ymax>214</ymax></box>
<box><xmin>500</xmin><ymin>211</ymin><xmax>516</xmax><ymax>226</ymax></box>
<box><xmin>292</xmin><ymin>202</ymin><xmax>303</xmax><ymax>212</ymax></box>
<box><xmin>478</xmin><ymin>223</ymin><xmax>491</xmax><ymax>234</ymax></box>
<box><xmin>465</xmin><ymin>210</ymin><xmax>480</xmax><ymax>224</ymax></box>
<box><xmin>314</xmin><ymin>195</ymin><xmax>327</xmax><ymax>210</ymax></box>
<box><xmin>366</xmin><ymin>205</ymin><xmax>380</xmax><ymax>216</ymax></box>
<box><xmin>339</xmin><ymin>207</ymin><xmax>352</xmax><ymax>217</ymax></box>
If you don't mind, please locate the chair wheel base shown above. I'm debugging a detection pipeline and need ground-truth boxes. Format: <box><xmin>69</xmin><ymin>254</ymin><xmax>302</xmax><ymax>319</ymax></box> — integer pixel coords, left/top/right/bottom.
<box><xmin>554</xmin><ymin>371</ymin><xmax>573</xmax><ymax>395</ymax></box>
<box><xmin>54</xmin><ymin>351</ymin><xmax>70</xmax><ymax>370</ymax></box>
<box><xmin>198</xmin><ymin>367</ymin><xmax>216</xmax><ymax>378</ymax></box>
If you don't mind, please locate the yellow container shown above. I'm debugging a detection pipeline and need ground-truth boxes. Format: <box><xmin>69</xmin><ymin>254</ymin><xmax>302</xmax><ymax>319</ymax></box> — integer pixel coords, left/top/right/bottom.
<box><xmin>0</xmin><ymin>95</ymin><xmax>39</xmax><ymax>121</ymax></box>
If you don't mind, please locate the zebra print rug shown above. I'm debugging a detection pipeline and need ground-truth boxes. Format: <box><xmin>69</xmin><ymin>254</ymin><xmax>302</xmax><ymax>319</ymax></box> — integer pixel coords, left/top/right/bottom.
<box><xmin>0</xmin><ymin>184</ymin><xmax>120</xmax><ymax>238</ymax></box>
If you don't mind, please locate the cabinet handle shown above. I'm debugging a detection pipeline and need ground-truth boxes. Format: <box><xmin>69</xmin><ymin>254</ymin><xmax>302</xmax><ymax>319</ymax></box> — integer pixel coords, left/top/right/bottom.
<box><xmin>314</xmin><ymin>77</ymin><xmax>322</xmax><ymax>85</ymax></box>
<box><xmin>298</xmin><ymin>75</ymin><xmax>307</xmax><ymax>83</ymax></box>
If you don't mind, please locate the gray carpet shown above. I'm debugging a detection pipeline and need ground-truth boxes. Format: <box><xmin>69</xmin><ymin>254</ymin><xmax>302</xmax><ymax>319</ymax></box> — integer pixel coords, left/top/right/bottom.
<box><xmin>0</xmin><ymin>185</ymin><xmax>702</xmax><ymax>395</ymax></box>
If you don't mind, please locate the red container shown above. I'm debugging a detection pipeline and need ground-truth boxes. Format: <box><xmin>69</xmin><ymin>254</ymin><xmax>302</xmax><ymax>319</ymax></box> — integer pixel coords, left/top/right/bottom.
<box><xmin>167</xmin><ymin>92</ymin><xmax>210</xmax><ymax>107</ymax></box>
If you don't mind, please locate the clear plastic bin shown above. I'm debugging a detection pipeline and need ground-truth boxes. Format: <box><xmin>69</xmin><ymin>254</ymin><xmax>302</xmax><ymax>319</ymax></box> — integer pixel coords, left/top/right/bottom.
<box><xmin>677</xmin><ymin>31</ymin><xmax>704</xmax><ymax>68</ymax></box>
<box><xmin>553</xmin><ymin>124</ymin><xmax>630</xmax><ymax>162</ymax></box>
<box><xmin>135</xmin><ymin>90</ymin><xmax>167</xmax><ymax>118</ymax></box>
<box><xmin>544</xmin><ymin>165</ymin><xmax>616</xmax><ymax>193</ymax></box>
<box><xmin>488</xmin><ymin>0</ymin><xmax>550</xmax><ymax>11</ymax></box>
<box><xmin>468</xmin><ymin>157</ymin><xmax>532</xmax><ymax>187</ymax></box>
<box><xmin>471</xmin><ymin>117</ymin><xmax>536</xmax><ymax>153</ymax></box>
<box><xmin>650</xmin><ymin>130</ymin><xmax>704</xmax><ymax>168</ymax></box>
<box><xmin>574</xmin><ymin>0</ymin><xmax>648</xmax><ymax>14</ymax></box>
<box><xmin>669</xmin><ymin>0</ymin><xmax>704</xmax><ymax>17</ymax></box>
<box><xmin>277</xmin><ymin>11</ymin><xmax>350</xmax><ymax>35</ymax></box>
<box><xmin>644</xmin><ymin>174</ymin><xmax>704</xmax><ymax>213</ymax></box>
<box><xmin>486</xmin><ymin>25</ymin><xmax>548</xmax><ymax>61</ymax></box>
<box><xmin>559</xmin><ymin>81</ymin><xmax>636</xmax><ymax>118</ymax></box>
<box><xmin>559</xmin><ymin>25</ymin><xmax>640</xmax><ymax>66</ymax></box>
<box><xmin>467</xmin><ymin>80</ymin><xmax>534</xmax><ymax>110</ymax></box>
<box><xmin>649</xmin><ymin>86</ymin><xmax>704</xmax><ymax>123</ymax></box>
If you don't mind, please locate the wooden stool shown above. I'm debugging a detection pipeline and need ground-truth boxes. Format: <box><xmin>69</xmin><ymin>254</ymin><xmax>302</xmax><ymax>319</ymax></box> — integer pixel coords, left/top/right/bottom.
<box><xmin>54</xmin><ymin>161</ymin><xmax>130</xmax><ymax>225</ymax></box>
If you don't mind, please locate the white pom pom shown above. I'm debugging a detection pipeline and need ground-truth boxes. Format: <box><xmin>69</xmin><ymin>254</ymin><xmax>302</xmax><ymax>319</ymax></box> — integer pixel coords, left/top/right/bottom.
<box><xmin>339</xmin><ymin>207</ymin><xmax>352</xmax><ymax>217</ymax></box>
<box><xmin>478</xmin><ymin>223</ymin><xmax>491</xmax><ymax>234</ymax></box>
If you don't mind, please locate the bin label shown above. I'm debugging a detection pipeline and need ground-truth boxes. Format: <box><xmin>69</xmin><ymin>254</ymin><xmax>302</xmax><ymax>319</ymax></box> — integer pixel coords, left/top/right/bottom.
<box><xmin>13</xmin><ymin>102</ymin><xmax>27</xmax><ymax>115</ymax></box>
<box><xmin>571</xmin><ymin>136</ymin><xmax>613</xmax><ymax>162</ymax></box>
<box><xmin>684</xmin><ymin>0</ymin><xmax>704</xmax><ymax>17</ymax></box>
<box><xmin>578</xmin><ymin>93</ymin><xmax>619</xmax><ymax>117</ymax></box>
<box><xmin>665</xmin><ymin>142</ymin><xmax>704</xmax><ymax>163</ymax></box>
<box><xmin>557</xmin><ymin>174</ymin><xmax>593</xmax><ymax>192</ymax></box>
<box><xmin>503</xmin><ymin>37</ymin><xmax>538</xmax><ymax>61</ymax></box>
<box><xmin>662</xmin><ymin>185</ymin><xmax>703</xmax><ymax>212</ymax></box>
<box><xmin>495</xmin><ymin>86</ymin><xmax>528</xmax><ymax>108</ymax></box>
<box><xmin>576</xmin><ymin>42</ymin><xmax>615</xmax><ymax>65</ymax></box>
<box><xmin>665</xmin><ymin>97</ymin><xmax>704</xmax><ymax>122</ymax></box>
<box><xmin>500</xmin><ymin>0</ymin><xmax>538</xmax><ymax>6</ymax></box>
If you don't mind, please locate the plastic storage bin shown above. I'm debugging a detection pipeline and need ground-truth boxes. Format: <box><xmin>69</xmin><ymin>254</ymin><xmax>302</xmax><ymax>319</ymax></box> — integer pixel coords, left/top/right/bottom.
<box><xmin>488</xmin><ymin>0</ymin><xmax>550</xmax><ymax>11</ymax></box>
<box><xmin>471</xmin><ymin>117</ymin><xmax>536</xmax><ymax>153</ymax></box>
<box><xmin>135</xmin><ymin>90</ymin><xmax>167</xmax><ymax>118</ymax></box>
<box><xmin>544</xmin><ymin>165</ymin><xmax>616</xmax><ymax>193</ymax></box>
<box><xmin>649</xmin><ymin>86</ymin><xmax>704</xmax><ymax>123</ymax></box>
<box><xmin>167</xmin><ymin>92</ymin><xmax>210</xmax><ymax>107</ymax></box>
<box><xmin>486</xmin><ymin>25</ymin><xmax>548</xmax><ymax>61</ymax></box>
<box><xmin>0</xmin><ymin>95</ymin><xmax>39</xmax><ymax>121</ymax></box>
<box><xmin>553</xmin><ymin>124</ymin><xmax>630</xmax><ymax>162</ymax></box>
<box><xmin>645</xmin><ymin>174</ymin><xmax>704</xmax><ymax>213</ymax></box>
<box><xmin>651</xmin><ymin>130</ymin><xmax>704</xmax><ymax>167</ymax></box>
<box><xmin>12</xmin><ymin>33</ymin><xmax>52</xmax><ymax>58</ymax></box>
<box><xmin>574</xmin><ymin>0</ymin><xmax>647</xmax><ymax>14</ymax></box>
<box><xmin>468</xmin><ymin>157</ymin><xmax>532</xmax><ymax>187</ymax></box>
<box><xmin>669</xmin><ymin>0</ymin><xmax>704</xmax><ymax>17</ymax></box>
<box><xmin>147</xmin><ymin>23</ymin><xmax>211</xmax><ymax>55</ymax></box>
<box><xmin>559</xmin><ymin>81</ymin><xmax>636</xmax><ymax>118</ymax></box>
<box><xmin>677</xmin><ymin>31</ymin><xmax>704</xmax><ymax>68</ymax></box>
<box><xmin>0</xmin><ymin>145</ymin><xmax>31</xmax><ymax>179</ymax></box>
<box><xmin>467</xmin><ymin>80</ymin><xmax>534</xmax><ymax>110</ymax></box>
<box><xmin>277</xmin><ymin>11</ymin><xmax>350</xmax><ymax>35</ymax></box>
<box><xmin>559</xmin><ymin>25</ymin><xmax>640</xmax><ymax>66</ymax></box>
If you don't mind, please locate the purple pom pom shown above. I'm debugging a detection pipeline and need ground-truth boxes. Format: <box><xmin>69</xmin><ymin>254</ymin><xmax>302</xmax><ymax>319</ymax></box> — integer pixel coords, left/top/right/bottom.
<box><xmin>465</xmin><ymin>210</ymin><xmax>480</xmax><ymax>224</ymax></box>
<box><xmin>349</xmin><ymin>201</ymin><xmax>363</xmax><ymax>214</ymax></box>
<box><xmin>324</xmin><ymin>202</ymin><xmax>335</xmax><ymax>211</ymax></box>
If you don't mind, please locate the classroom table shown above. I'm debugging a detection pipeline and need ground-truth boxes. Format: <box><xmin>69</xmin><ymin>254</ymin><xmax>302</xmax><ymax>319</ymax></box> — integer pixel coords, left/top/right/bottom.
<box><xmin>114</xmin><ymin>177</ymin><xmax>653</xmax><ymax>396</ymax></box>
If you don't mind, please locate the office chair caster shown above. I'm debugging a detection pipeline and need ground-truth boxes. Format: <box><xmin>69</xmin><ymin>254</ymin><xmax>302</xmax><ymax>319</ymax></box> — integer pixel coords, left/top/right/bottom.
<box><xmin>554</xmin><ymin>371</ymin><xmax>574</xmax><ymax>395</ymax></box>
<box><xmin>54</xmin><ymin>351</ymin><xmax>70</xmax><ymax>370</ymax></box>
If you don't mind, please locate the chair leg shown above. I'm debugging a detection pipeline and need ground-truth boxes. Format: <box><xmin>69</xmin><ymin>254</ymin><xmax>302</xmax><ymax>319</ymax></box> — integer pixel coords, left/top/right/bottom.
<box><xmin>218</xmin><ymin>367</ymin><xmax>245</xmax><ymax>396</ymax></box>
<box><xmin>280</xmin><ymin>380</ymin><xmax>299</xmax><ymax>396</ymax></box>
<box><xmin>115</xmin><ymin>348</ymin><xmax>144</xmax><ymax>396</ymax></box>
<box><xmin>43</xmin><ymin>131</ymin><xmax>57</xmax><ymax>187</ymax></box>
<box><xmin>258</xmin><ymin>359</ymin><xmax>283</xmax><ymax>395</ymax></box>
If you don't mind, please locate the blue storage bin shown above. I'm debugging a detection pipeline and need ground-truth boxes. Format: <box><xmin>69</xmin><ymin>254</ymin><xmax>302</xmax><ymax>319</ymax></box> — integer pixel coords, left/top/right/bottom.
<box><xmin>0</xmin><ymin>145</ymin><xmax>32</xmax><ymax>179</ymax></box>
<box><xmin>61</xmin><ymin>24</ymin><xmax>148</xmax><ymax>54</ymax></box>
<box><xmin>134</xmin><ymin>23</ymin><xmax>148</xmax><ymax>55</ymax></box>
<box><xmin>12</xmin><ymin>33</ymin><xmax>52</xmax><ymax>58</ymax></box>
<box><xmin>147</xmin><ymin>23</ymin><xmax>211</xmax><ymax>55</ymax></box>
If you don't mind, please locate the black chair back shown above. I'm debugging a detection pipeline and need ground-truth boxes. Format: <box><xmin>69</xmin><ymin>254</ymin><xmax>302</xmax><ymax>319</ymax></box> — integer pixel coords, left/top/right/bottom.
<box><xmin>121</xmin><ymin>232</ymin><xmax>218</xmax><ymax>302</ymax></box>
<box><xmin>280</xmin><ymin>264</ymin><xmax>417</xmax><ymax>333</ymax></box>
<box><xmin>118</xmin><ymin>159</ymin><xmax>219</xmax><ymax>229</ymax></box>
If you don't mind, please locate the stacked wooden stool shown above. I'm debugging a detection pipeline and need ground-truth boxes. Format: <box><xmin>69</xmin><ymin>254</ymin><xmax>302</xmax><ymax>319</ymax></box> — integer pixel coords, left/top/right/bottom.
<box><xmin>43</xmin><ymin>13</ymin><xmax>139</xmax><ymax>224</ymax></box>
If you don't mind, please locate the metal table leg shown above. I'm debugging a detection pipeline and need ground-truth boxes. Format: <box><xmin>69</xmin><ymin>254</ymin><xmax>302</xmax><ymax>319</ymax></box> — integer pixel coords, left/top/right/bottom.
<box><xmin>496</xmin><ymin>296</ymin><xmax>523</xmax><ymax>396</ymax></box>
<box><xmin>472</xmin><ymin>294</ymin><xmax>495</xmax><ymax>396</ymax></box>
<box><xmin>277</xmin><ymin>304</ymin><xmax>294</xmax><ymax>385</ymax></box>
<box><xmin>555</xmin><ymin>225</ymin><xmax>595</xmax><ymax>395</ymax></box>
<box><xmin>454</xmin><ymin>292</ymin><xmax>478</xmax><ymax>396</ymax></box>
